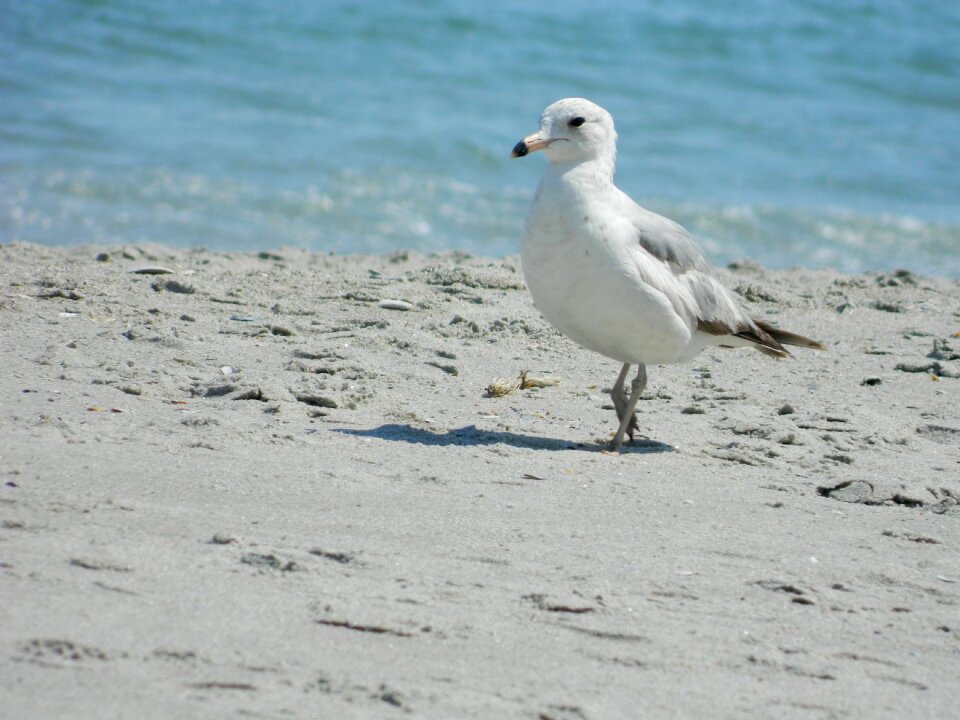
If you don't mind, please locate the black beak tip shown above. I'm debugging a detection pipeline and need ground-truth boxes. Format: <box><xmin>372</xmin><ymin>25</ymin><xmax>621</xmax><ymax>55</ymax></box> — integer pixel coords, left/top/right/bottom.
<box><xmin>511</xmin><ymin>140</ymin><xmax>528</xmax><ymax>158</ymax></box>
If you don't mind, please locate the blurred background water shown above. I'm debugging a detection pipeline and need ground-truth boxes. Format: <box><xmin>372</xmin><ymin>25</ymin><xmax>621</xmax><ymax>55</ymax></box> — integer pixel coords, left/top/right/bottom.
<box><xmin>2</xmin><ymin>0</ymin><xmax>959</xmax><ymax>275</ymax></box>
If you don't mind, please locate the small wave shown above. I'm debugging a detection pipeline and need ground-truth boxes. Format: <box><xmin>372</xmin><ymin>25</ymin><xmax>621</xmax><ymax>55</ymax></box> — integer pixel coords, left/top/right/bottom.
<box><xmin>663</xmin><ymin>201</ymin><xmax>960</xmax><ymax>276</ymax></box>
<box><xmin>3</xmin><ymin>165</ymin><xmax>957</xmax><ymax>277</ymax></box>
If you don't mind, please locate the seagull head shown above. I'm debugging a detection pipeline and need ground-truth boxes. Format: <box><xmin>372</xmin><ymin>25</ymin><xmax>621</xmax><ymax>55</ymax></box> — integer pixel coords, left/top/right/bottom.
<box><xmin>511</xmin><ymin>98</ymin><xmax>617</xmax><ymax>165</ymax></box>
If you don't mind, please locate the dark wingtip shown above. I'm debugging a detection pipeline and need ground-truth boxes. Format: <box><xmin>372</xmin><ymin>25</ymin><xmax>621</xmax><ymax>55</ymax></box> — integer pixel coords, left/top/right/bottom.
<box><xmin>753</xmin><ymin>319</ymin><xmax>826</xmax><ymax>351</ymax></box>
<box><xmin>511</xmin><ymin>140</ymin><xmax>528</xmax><ymax>158</ymax></box>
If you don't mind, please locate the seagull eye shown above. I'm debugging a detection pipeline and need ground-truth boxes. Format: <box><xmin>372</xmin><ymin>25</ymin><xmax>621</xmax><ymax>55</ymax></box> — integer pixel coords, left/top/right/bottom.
<box><xmin>568</xmin><ymin>116</ymin><xmax>586</xmax><ymax>128</ymax></box>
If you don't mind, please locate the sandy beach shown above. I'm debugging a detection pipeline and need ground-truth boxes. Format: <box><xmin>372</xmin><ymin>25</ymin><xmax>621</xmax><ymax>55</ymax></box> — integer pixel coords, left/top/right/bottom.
<box><xmin>1</xmin><ymin>241</ymin><xmax>958</xmax><ymax>718</ymax></box>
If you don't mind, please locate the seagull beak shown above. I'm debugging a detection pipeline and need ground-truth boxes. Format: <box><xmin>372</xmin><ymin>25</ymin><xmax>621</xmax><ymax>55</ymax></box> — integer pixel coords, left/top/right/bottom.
<box><xmin>511</xmin><ymin>132</ymin><xmax>551</xmax><ymax>158</ymax></box>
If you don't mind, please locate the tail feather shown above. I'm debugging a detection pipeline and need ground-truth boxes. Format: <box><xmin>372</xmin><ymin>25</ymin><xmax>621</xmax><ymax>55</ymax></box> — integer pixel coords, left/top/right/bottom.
<box><xmin>698</xmin><ymin>317</ymin><xmax>826</xmax><ymax>358</ymax></box>
<box><xmin>753</xmin><ymin>319</ymin><xmax>826</xmax><ymax>352</ymax></box>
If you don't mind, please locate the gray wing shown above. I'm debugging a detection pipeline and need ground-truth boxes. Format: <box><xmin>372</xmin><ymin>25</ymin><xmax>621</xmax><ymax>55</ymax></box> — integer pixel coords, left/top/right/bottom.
<box><xmin>631</xmin><ymin>206</ymin><xmax>712</xmax><ymax>274</ymax></box>
<box><xmin>628</xmin><ymin>202</ymin><xmax>789</xmax><ymax>355</ymax></box>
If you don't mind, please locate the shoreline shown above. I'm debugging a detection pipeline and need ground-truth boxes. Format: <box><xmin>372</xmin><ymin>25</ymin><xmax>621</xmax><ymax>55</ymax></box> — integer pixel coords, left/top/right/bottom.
<box><xmin>2</xmin><ymin>241</ymin><xmax>958</xmax><ymax>718</ymax></box>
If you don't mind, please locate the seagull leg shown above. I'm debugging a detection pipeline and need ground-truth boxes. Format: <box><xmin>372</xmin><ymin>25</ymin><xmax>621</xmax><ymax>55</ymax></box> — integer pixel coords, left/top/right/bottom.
<box><xmin>609</xmin><ymin>363</ymin><xmax>639</xmax><ymax>444</ymax></box>
<box><xmin>610</xmin><ymin>363</ymin><xmax>631</xmax><ymax>418</ymax></box>
<box><xmin>610</xmin><ymin>364</ymin><xmax>647</xmax><ymax>453</ymax></box>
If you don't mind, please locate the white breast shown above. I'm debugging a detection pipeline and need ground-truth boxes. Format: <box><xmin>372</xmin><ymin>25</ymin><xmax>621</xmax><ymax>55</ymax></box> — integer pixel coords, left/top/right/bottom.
<box><xmin>520</xmin><ymin>172</ymin><xmax>700</xmax><ymax>365</ymax></box>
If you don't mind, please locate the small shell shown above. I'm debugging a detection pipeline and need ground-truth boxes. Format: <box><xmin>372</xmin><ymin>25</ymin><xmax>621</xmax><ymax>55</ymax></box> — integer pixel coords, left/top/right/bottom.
<box><xmin>378</xmin><ymin>299</ymin><xmax>413</xmax><ymax>311</ymax></box>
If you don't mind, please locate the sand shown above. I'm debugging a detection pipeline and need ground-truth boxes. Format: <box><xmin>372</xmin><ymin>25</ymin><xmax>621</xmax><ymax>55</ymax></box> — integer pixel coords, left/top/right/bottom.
<box><xmin>1</xmin><ymin>241</ymin><xmax>958</xmax><ymax>719</ymax></box>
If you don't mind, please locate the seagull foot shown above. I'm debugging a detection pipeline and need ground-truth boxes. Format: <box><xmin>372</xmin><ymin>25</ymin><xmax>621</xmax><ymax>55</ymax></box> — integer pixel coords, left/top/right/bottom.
<box><xmin>613</xmin><ymin>395</ymin><xmax>640</xmax><ymax>442</ymax></box>
<box><xmin>611</xmin><ymin>400</ymin><xmax>640</xmax><ymax>443</ymax></box>
<box><xmin>607</xmin><ymin>412</ymin><xmax>643</xmax><ymax>454</ymax></box>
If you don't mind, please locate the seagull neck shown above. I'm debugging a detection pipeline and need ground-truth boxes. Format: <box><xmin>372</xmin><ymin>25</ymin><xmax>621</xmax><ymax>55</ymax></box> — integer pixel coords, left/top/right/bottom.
<box><xmin>547</xmin><ymin>155</ymin><xmax>616</xmax><ymax>190</ymax></box>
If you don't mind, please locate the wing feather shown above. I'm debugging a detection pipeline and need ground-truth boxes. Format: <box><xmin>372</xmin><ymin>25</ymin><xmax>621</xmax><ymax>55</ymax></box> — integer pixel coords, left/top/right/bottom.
<box><xmin>625</xmin><ymin>198</ymin><xmax>821</xmax><ymax>356</ymax></box>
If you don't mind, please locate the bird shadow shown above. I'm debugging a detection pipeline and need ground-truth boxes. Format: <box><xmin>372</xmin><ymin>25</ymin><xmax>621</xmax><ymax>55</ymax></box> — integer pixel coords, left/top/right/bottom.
<box><xmin>335</xmin><ymin>423</ymin><xmax>674</xmax><ymax>454</ymax></box>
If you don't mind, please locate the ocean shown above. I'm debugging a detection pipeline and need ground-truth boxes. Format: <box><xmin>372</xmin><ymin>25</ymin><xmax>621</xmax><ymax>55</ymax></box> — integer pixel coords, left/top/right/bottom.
<box><xmin>3</xmin><ymin>0</ymin><xmax>959</xmax><ymax>276</ymax></box>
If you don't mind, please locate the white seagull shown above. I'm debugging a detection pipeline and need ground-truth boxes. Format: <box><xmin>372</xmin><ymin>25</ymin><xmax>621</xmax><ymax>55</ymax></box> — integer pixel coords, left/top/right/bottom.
<box><xmin>512</xmin><ymin>98</ymin><xmax>824</xmax><ymax>453</ymax></box>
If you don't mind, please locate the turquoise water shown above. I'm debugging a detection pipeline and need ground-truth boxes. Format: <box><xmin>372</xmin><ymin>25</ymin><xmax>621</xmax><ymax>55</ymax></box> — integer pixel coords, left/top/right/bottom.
<box><xmin>3</xmin><ymin>0</ymin><xmax>959</xmax><ymax>275</ymax></box>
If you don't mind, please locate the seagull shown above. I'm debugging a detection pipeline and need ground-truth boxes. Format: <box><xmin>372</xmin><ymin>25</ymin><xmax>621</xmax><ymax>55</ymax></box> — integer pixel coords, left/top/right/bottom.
<box><xmin>512</xmin><ymin>98</ymin><xmax>824</xmax><ymax>453</ymax></box>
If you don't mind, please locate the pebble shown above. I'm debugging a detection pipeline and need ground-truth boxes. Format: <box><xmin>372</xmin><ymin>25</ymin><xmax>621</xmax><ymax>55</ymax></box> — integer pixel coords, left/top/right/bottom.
<box><xmin>378</xmin><ymin>299</ymin><xmax>413</xmax><ymax>311</ymax></box>
<box><xmin>131</xmin><ymin>266</ymin><xmax>175</xmax><ymax>275</ymax></box>
<box><xmin>427</xmin><ymin>361</ymin><xmax>458</xmax><ymax>376</ymax></box>
<box><xmin>151</xmin><ymin>279</ymin><xmax>195</xmax><ymax>294</ymax></box>
<box><xmin>295</xmin><ymin>394</ymin><xmax>338</xmax><ymax>409</ymax></box>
